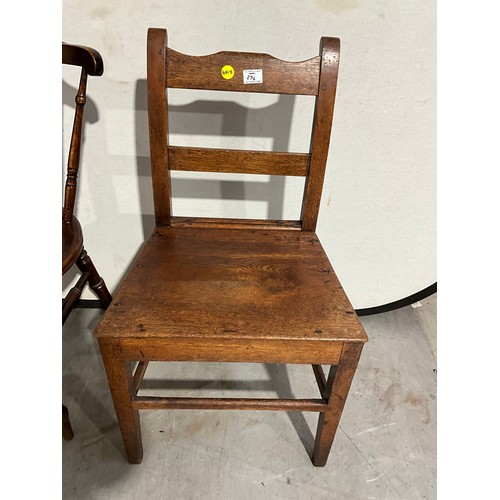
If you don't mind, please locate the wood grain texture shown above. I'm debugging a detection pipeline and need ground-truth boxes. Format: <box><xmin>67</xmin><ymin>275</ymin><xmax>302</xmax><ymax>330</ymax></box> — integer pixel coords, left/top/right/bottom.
<box><xmin>301</xmin><ymin>37</ymin><xmax>340</xmax><ymax>231</ymax></box>
<box><xmin>145</xmin><ymin>29</ymin><xmax>341</xmax><ymax>232</ymax></box>
<box><xmin>147</xmin><ymin>28</ymin><xmax>172</xmax><ymax>225</ymax></box>
<box><xmin>98</xmin><ymin>340</ymin><xmax>143</xmax><ymax>464</ymax></box>
<box><xmin>119</xmin><ymin>337</ymin><xmax>343</xmax><ymax>365</ymax></box>
<box><xmin>94</xmin><ymin>227</ymin><xmax>367</xmax><ymax>344</ymax></box>
<box><xmin>171</xmin><ymin>217</ymin><xmax>301</xmax><ymax>231</ymax></box>
<box><xmin>167</xmin><ymin>48</ymin><xmax>320</xmax><ymax>95</ymax></box>
<box><xmin>132</xmin><ymin>396</ymin><xmax>327</xmax><ymax>412</ymax></box>
<box><xmin>95</xmin><ymin>30</ymin><xmax>365</xmax><ymax>467</ymax></box>
<box><xmin>312</xmin><ymin>343</ymin><xmax>364</xmax><ymax>466</ymax></box>
<box><xmin>312</xmin><ymin>364</ymin><xmax>327</xmax><ymax>396</ymax></box>
<box><xmin>168</xmin><ymin>146</ymin><xmax>310</xmax><ymax>176</ymax></box>
<box><xmin>132</xmin><ymin>361</ymin><xmax>149</xmax><ymax>395</ymax></box>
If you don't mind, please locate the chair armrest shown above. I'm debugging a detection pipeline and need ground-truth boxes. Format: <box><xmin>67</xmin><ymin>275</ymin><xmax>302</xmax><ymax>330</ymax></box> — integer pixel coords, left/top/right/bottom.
<box><xmin>62</xmin><ymin>42</ymin><xmax>104</xmax><ymax>76</ymax></box>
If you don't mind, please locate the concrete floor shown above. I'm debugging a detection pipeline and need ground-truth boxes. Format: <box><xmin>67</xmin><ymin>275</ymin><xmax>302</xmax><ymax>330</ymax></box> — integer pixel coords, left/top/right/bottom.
<box><xmin>62</xmin><ymin>294</ymin><xmax>436</xmax><ymax>499</ymax></box>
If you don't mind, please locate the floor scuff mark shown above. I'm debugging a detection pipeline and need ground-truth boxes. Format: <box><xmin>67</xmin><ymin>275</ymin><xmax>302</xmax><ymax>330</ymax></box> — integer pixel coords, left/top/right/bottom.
<box><xmin>357</xmin><ymin>422</ymin><xmax>396</xmax><ymax>436</ymax></box>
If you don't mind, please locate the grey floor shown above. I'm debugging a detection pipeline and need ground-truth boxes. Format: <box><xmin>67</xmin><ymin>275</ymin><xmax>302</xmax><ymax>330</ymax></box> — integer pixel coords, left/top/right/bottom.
<box><xmin>62</xmin><ymin>294</ymin><xmax>437</xmax><ymax>500</ymax></box>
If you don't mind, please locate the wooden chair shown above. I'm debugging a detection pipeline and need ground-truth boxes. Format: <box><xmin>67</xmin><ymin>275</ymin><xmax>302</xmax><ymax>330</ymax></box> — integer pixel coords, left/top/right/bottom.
<box><xmin>62</xmin><ymin>42</ymin><xmax>112</xmax><ymax>440</ymax></box>
<box><xmin>94</xmin><ymin>28</ymin><xmax>367</xmax><ymax>466</ymax></box>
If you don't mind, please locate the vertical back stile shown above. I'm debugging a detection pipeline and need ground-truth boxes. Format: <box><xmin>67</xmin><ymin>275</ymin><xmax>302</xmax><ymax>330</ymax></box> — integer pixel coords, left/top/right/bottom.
<box><xmin>147</xmin><ymin>28</ymin><xmax>172</xmax><ymax>226</ymax></box>
<box><xmin>63</xmin><ymin>69</ymin><xmax>88</xmax><ymax>224</ymax></box>
<box><xmin>301</xmin><ymin>37</ymin><xmax>340</xmax><ymax>231</ymax></box>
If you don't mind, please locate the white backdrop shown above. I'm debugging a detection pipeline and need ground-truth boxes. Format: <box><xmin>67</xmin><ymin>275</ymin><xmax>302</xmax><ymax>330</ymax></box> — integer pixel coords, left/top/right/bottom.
<box><xmin>62</xmin><ymin>0</ymin><xmax>436</xmax><ymax>309</ymax></box>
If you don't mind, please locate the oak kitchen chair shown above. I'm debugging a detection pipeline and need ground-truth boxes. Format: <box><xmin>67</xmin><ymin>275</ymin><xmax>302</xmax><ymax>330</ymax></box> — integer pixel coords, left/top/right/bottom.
<box><xmin>94</xmin><ymin>27</ymin><xmax>367</xmax><ymax>466</ymax></box>
<box><xmin>62</xmin><ymin>42</ymin><xmax>113</xmax><ymax>440</ymax></box>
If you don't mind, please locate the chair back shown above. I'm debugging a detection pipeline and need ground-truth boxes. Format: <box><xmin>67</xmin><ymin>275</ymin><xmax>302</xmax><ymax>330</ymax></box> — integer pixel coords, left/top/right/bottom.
<box><xmin>62</xmin><ymin>43</ymin><xmax>104</xmax><ymax>224</ymax></box>
<box><xmin>147</xmin><ymin>28</ymin><xmax>340</xmax><ymax>231</ymax></box>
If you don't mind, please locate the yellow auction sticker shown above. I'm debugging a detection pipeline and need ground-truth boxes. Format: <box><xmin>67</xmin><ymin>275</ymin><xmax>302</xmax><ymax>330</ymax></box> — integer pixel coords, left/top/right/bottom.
<box><xmin>221</xmin><ymin>65</ymin><xmax>235</xmax><ymax>80</ymax></box>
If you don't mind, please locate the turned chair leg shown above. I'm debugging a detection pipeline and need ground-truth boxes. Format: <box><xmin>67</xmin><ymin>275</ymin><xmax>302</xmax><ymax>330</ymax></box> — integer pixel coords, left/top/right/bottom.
<box><xmin>98</xmin><ymin>340</ymin><xmax>143</xmax><ymax>464</ymax></box>
<box><xmin>62</xmin><ymin>404</ymin><xmax>74</xmax><ymax>441</ymax></box>
<box><xmin>62</xmin><ymin>249</ymin><xmax>111</xmax><ymax>443</ymax></box>
<box><xmin>76</xmin><ymin>248</ymin><xmax>113</xmax><ymax>307</ymax></box>
<box><xmin>312</xmin><ymin>343</ymin><xmax>363</xmax><ymax>467</ymax></box>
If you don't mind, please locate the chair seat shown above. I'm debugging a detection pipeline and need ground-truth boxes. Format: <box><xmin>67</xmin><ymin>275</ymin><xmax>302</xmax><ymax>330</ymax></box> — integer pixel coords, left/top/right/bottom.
<box><xmin>95</xmin><ymin>226</ymin><xmax>367</xmax><ymax>348</ymax></box>
<box><xmin>62</xmin><ymin>216</ymin><xmax>83</xmax><ymax>275</ymax></box>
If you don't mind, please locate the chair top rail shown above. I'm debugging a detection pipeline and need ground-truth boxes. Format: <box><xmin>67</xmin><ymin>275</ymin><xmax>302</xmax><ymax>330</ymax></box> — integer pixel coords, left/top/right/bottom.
<box><xmin>166</xmin><ymin>48</ymin><xmax>320</xmax><ymax>95</ymax></box>
<box><xmin>62</xmin><ymin>42</ymin><xmax>104</xmax><ymax>76</ymax></box>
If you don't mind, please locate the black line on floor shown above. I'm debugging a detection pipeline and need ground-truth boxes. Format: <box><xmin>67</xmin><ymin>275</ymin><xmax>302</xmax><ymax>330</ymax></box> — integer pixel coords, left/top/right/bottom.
<box><xmin>354</xmin><ymin>283</ymin><xmax>437</xmax><ymax>316</ymax></box>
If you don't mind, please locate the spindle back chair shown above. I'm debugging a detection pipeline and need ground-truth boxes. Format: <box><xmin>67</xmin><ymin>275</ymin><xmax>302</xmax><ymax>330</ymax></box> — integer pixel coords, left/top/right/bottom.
<box><xmin>62</xmin><ymin>42</ymin><xmax>112</xmax><ymax>440</ymax></box>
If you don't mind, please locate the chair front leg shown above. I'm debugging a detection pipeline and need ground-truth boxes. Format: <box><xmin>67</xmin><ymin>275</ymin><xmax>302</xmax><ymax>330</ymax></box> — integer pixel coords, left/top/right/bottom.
<box><xmin>98</xmin><ymin>339</ymin><xmax>143</xmax><ymax>464</ymax></box>
<box><xmin>312</xmin><ymin>343</ymin><xmax>363</xmax><ymax>467</ymax></box>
